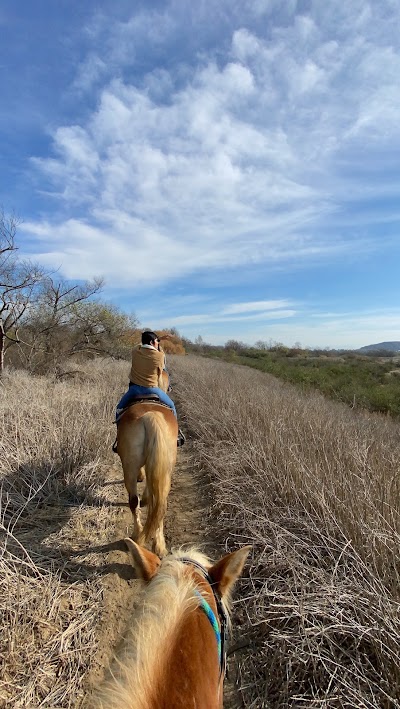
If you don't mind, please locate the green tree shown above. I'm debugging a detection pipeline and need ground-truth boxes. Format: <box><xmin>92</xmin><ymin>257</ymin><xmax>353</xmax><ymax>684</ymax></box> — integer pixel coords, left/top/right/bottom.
<box><xmin>70</xmin><ymin>301</ymin><xmax>139</xmax><ymax>360</ymax></box>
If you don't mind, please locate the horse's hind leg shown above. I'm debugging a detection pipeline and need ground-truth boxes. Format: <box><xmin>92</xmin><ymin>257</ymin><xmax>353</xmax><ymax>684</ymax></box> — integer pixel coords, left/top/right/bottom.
<box><xmin>124</xmin><ymin>469</ymin><xmax>143</xmax><ymax>541</ymax></box>
<box><xmin>141</xmin><ymin>484</ymin><xmax>148</xmax><ymax>507</ymax></box>
<box><xmin>153</xmin><ymin>519</ymin><xmax>166</xmax><ymax>558</ymax></box>
<box><xmin>119</xmin><ymin>429</ymin><xmax>145</xmax><ymax>541</ymax></box>
<box><xmin>128</xmin><ymin>483</ymin><xmax>143</xmax><ymax>541</ymax></box>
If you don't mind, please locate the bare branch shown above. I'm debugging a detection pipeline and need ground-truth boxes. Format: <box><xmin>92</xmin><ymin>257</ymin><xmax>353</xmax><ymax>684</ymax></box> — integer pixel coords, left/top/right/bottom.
<box><xmin>0</xmin><ymin>208</ymin><xmax>20</xmax><ymax>254</ymax></box>
<box><xmin>0</xmin><ymin>211</ymin><xmax>45</xmax><ymax>374</ymax></box>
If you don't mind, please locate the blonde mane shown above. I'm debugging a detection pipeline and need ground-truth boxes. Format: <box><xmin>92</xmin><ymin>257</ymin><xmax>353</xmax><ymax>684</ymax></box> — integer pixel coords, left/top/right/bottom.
<box><xmin>95</xmin><ymin>548</ymin><xmax>219</xmax><ymax>709</ymax></box>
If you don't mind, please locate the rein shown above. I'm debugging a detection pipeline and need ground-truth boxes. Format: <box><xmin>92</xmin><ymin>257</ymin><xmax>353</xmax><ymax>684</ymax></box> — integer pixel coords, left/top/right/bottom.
<box><xmin>180</xmin><ymin>557</ymin><xmax>228</xmax><ymax>677</ymax></box>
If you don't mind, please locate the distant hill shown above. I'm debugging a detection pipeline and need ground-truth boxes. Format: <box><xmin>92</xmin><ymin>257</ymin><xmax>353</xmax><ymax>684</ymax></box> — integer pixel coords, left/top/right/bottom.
<box><xmin>358</xmin><ymin>341</ymin><xmax>400</xmax><ymax>353</ymax></box>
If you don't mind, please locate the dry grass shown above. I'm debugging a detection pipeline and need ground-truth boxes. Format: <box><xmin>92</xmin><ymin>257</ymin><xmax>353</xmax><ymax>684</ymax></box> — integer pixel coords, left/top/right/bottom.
<box><xmin>0</xmin><ymin>360</ymin><xmax>128</xmax><ymax>708</ymax></box>
<box><xmin>2</xmin><ymin>353</ymin><xmax>400</xmax><ymax>707</ymax></box>
<box><xmin>170</xmin><ymin>355</ymin><xmax>400</xmax><ymax>708</ymax></box>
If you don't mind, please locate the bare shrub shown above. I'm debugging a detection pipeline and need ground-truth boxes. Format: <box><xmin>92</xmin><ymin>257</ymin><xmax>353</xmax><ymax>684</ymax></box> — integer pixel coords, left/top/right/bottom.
<box><xmin>170</xmin><ymin>355</ymin><xmax>400</xmax><ymax>707</ymax></box>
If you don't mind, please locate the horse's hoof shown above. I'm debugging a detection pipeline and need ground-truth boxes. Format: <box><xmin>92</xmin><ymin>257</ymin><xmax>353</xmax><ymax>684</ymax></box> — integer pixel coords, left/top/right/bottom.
<box><xmin>153</xmin><ymin>541</ymin><xmax>167</xmax><ymax>558</ymax></box>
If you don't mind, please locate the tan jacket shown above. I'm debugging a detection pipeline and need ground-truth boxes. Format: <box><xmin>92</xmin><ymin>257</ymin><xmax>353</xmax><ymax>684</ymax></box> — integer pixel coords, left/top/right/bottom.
<box><xmin>129</xmin><ymin>344</ymin><xmax>165</xmax><ymax>387</ymax></box>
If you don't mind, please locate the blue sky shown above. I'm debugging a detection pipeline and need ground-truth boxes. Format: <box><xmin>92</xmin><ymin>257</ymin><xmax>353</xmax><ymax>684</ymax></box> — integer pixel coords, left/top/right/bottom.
<box><xmin>1</xmin><ymin>0</ymin><xmax>400</xmax><ymax>349</ymax></box>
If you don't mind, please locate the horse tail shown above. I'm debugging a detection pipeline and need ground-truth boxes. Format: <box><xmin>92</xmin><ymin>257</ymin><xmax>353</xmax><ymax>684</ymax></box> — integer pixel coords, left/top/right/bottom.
<box><xmin>141</xmin><ymin>411</ymin><xmax>173</xmax><ymax>542</ymax></box>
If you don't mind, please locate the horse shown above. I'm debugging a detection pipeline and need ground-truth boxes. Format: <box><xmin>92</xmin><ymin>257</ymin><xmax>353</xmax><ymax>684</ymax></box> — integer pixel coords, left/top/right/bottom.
<box><xmin>116</xmin><ymin>369</ymin><xmax>177</xmax><ymax>557</ymax></box>
<box><xmin>95</xmin><ymin>540</ymin><xmax>251</xmax><ymax>709</ymax></box>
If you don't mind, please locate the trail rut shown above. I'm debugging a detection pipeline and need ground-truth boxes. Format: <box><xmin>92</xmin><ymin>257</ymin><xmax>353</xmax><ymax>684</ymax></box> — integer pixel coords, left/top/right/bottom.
<box><xmin>81</xmin><ymin>444</ymin><xmax>244</xmax><ymax>708</ymax></box>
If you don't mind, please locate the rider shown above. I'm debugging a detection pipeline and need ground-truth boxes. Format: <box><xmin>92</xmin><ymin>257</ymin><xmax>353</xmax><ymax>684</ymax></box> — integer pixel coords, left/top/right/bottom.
<box><xmin>116</xmin><ymin>330</ymin><xmax>185</xmax><ymax>447</ymax></box>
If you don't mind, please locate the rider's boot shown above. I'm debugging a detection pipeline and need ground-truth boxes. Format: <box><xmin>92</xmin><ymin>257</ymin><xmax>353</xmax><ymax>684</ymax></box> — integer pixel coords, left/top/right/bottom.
<box><xmin>177</xmin><ymin>428</ymin><xmax>186</xmax><ymax>447</ymax></box>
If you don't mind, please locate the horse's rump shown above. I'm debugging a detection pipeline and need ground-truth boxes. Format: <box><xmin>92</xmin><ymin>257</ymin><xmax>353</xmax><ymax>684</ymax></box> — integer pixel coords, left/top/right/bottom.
<box><xmin>118</xmin><ymin>404</ymin><xmax>178</xmax><ymax>556</ymax></box>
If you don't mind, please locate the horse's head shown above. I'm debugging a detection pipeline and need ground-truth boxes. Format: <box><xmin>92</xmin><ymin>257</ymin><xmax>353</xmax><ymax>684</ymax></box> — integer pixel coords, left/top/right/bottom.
<box><xmin>97</xmin><ymin>540</ymin><xmax>251</xmax><ymax>708</ymax></box>
<box><xmin>125</xmin><ymin>539</ymin><xmax>250</xmax><ymax>698</ymax></box>
<box><xmin>125</xmin><ymin>538</ymin><xmax>250</xmax><ymax>600</ymax></box>
<box><xmin>158</xmin><ymin>369</ymin><xmax>170</xmax><ymax>392</ymax></box>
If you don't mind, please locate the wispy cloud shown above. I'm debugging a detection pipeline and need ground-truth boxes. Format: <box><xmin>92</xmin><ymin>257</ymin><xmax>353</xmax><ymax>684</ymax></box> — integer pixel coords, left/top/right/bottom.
<box><xmin>22</xmin><ymin>1</ymin><xmax>400</xmax><ymax>287</ymax></box>
<box><xmin>156</xmin><ymin>307</ymin><xmax>296</xmax><ymax>327</ymax></box>
<box><xmin>222</xmin><ymin>300</ymin><xmax>293</xmax><ymax>314</ymax></box>
<box><xmin>3</xmin><ymin>1</ymin><xmax>400</xmax><ymax>350</ymax></box>
<box><xmin>175</xmin><ymin>307</ymin><xmax>400</xmax><ymax>350</ymax></box>
<box><xmin>71</xmin><ymin>53</ymin><xmax>108</xmax><ymax>94</ymax></box>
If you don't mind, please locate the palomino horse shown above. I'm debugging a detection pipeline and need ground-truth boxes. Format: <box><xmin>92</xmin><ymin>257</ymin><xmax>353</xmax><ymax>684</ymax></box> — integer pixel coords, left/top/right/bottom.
<box><xmin>116</xmin><ymin>370</ymin><xmax>176</xmax><ymax>557</ymax></box>
<box><xmin>96</xmin><ymin>540</ymin><xmax>251</xmax><ymax>709</ymax></box>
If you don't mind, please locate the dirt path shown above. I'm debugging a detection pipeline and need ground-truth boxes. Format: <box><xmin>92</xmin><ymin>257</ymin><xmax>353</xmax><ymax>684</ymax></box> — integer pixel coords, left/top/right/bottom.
<box><xmin>81</xmin><ymin>443</ymin><xmax>243</xmax><ymax>708</ymax></box>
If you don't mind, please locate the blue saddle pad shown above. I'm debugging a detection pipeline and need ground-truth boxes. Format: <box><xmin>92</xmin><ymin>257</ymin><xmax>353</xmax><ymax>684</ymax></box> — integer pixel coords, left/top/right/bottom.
<box><xmin>116</xmin><ymin>394</ymin><xmax>171</xmax><ymax>423</ymax></box>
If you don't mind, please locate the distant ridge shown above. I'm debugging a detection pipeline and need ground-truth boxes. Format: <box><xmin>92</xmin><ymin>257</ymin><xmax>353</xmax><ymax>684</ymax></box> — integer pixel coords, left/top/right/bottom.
<box><xmin>358</xmin><ymin>341</ymin><xmax>400</xmax><ymax>353</ymax></box>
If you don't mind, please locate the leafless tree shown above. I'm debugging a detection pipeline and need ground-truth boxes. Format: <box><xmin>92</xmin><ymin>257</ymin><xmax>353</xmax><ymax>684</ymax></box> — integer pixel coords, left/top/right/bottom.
<box><xmin>20</xmin><ymin>275</ymin><xmax>104</xmax><ymax>371</ymax></box>
<box><xmin>18</xmin><ymin>277</ymin><xmax>139</xmax><ymax>372</ymax></box>
<box><xmin>0</xmin><ymin>210</ymin><xmax>44</xmax><ymax>375</ymax></box>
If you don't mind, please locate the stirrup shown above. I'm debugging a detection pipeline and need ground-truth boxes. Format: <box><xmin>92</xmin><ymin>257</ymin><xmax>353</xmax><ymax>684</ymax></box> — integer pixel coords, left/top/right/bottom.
<box><xmin>177</xmin><ymin>429</ymin><xmax>186</xmax><ymax>447</ymax></box>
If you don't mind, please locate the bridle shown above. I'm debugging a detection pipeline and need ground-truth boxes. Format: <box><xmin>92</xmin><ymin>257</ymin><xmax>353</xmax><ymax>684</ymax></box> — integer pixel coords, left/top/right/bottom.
<box><xmin>180</xmin><ymin>557</ymin><xmax>229</xmax><ymax>677</ymax></box>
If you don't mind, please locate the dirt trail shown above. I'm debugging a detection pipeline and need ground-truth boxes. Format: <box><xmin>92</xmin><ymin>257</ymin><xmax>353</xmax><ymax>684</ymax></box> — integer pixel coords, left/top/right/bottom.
<box><xmin>81</xmin><ymin>443</ymin><xmax>243</xmax><ymax>708</ymax></box>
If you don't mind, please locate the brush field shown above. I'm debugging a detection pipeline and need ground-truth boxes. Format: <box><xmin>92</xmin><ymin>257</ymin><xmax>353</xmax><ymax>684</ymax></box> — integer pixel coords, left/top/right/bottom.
<box><xmin>1</xmin><ymin>355</ymin><xmax>400</xmax><ymax>707</ymax></box>
<box><xmin>172</xmin><ymin>355</ymin><xmax>400</xmax><ymax>708</ymax></box>
<box><xmin>201</xmin><ymin>346</ymin><xmax>400</xmax><ymax>417</ymax></box>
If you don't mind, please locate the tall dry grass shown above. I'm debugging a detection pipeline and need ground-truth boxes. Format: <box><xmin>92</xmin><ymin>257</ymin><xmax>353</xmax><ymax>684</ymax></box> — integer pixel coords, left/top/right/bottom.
<box><xmin>170</xmin><ymin>355</ymin><xmax>400</xmax><ymax>707</ymax></box>
<box><xmin>3</xmin><ymin>352</ymin><xmax>400</xmax><ymax>707</ymax></box>
<box><xmin>0</xmin><ymin>360</ymin><xmax>127</xmax><ymax>707</ymax></box>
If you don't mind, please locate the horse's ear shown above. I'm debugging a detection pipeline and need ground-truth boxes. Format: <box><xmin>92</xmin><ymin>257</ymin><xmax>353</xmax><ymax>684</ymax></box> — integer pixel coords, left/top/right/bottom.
<box><xmin>124</xmin><ymin>539</ymin><xmax>161</xmax><ymax>582</ymax></box>
<box><xmin>208</xmin><ymin>546</ymin><xmax>251</xmax><ymax>599</ymax></box>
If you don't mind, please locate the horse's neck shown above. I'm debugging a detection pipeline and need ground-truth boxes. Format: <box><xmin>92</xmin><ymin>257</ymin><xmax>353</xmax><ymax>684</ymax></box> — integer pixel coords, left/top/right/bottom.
<box><xmin>97</xmin><ymin>568</ymin><xmax>222</xmax><ymax>709</ymax></box>
<box><xmin>158</xmin><ymin>370</ymin><xmax>168</xmax><ymax>392</ymax></box>
<box><xmin>159</xmin><ymin>607</ymin><xmax>222</xmax><ymax>709</ymax></box>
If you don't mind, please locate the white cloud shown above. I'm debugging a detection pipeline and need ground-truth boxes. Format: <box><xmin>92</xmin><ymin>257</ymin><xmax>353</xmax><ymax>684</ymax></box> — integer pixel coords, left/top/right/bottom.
<box><xmin>157</xmin><ymin>308</ymin><xmax>296</xmax><ymax>327</ymax></box>
<box><xmin>222</xmin><ymin>300</ymin><xmax>293</xmax><ymax>314</ymax></box>
<box><xmin>24</xmin><ymin>2</ymin><xmax>400</xmax><ymax>290</ymax></box>
<box><xmin>71</xmin><ymin>53</ymin><xmax>108</xmax><ymax>93</ymax></box>
<box><xmin>178</xmin><ymin>308</ymin><xmax>400</xmax><ymax>350</ymax></box>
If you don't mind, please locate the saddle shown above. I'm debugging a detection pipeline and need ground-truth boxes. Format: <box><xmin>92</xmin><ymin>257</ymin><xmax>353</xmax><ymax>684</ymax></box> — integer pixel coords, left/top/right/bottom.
<box><xmin>128</xmin><ymin>394</ymin><xmax>162</xmax><ymax>403</ymax></box>
<box><xmin>113</xmin><ymin>396</ymin><xmax>174</xmax><ymax>453</ymax></box>
<box><xmin>115</xmin><ymin>395</ymin><xmax>171</xmax><ymax>425</ymax></box>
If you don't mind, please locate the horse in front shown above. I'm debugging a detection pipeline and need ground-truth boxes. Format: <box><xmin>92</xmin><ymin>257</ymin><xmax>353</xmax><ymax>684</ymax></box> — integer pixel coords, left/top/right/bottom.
<box><xmin>115</xmin><ymin>370</ymin><xmax>177</xmax><ymax>557</ymax></box>
<box><xmin>96</xmin><ymin>541</ymin><xmax>251</xmax><ymax>708</ymax></box>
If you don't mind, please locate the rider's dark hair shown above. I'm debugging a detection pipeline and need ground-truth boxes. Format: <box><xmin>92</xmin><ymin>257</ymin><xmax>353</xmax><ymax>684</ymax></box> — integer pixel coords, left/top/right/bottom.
<box><xmin>141</xmin><ymin>330</ymin><xmax>159</xmax><ymax>345</ymax></box>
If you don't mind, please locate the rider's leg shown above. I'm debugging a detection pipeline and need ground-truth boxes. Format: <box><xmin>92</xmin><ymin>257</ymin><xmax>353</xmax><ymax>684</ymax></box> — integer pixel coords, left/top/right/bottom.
<box><xmin>116</xmin><ymin>383</ymin><xmax>140</xmax><ymax>416</ymax></box>
<box><xmin>115</xmin><ymin>384</ymin><xmax>184</xmax><ymax>446</ymax></box>
<box><xmin>127</xmin><ymin>385</ymin><xmax>177</xmax><ymax>418</ymax></box>
<box><xmin>148</xmin><ymin>388</ymin><xmax>177</xmax><ymax>417</ymax></box>
<box><xmin>116</xmin><ymin>383</ymin><xmax>164</xmax><ymax>420</ymax></box>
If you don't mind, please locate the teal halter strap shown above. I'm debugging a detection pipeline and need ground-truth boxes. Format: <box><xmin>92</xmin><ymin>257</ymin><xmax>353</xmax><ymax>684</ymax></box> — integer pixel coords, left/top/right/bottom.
<box><xmin>194</xmin><ymin>590</ymin><xmax>222</xmax><ymax>664</ymax></box>
<box><xmin>179</xmin><ymin>557</ymin><xmax>228</xmax><ymax>677</ymax></box>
